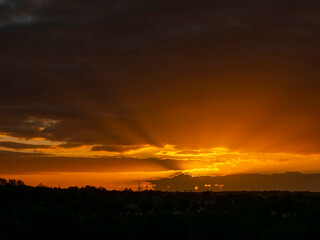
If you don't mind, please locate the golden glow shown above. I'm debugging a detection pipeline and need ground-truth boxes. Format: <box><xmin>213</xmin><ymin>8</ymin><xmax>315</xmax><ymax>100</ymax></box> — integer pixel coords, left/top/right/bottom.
<box><xmin>1</xmin><ymin>134</ymin><xmax>320</xmax><ymax>174</ymax></box>
<box><xmin>1</xmin><ymin>133</ymin><xmax>320</xmax><ymax>189</ymax></box>
<box><xmin>0</xmin><ymin>171</ymin><xmax>175</xmax><ymax>190</ymax></box>
<box><xmin>0</xmin><ymin>134</ymin><xmax>62</xmax><ymax>146</ymax></box>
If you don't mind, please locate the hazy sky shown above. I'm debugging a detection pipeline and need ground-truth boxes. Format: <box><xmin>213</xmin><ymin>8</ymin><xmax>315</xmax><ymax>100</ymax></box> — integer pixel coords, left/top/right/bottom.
<box><xmin>1</xmin><ymin>0</ymin><xmax>320</xmax><ymax>189</ymax></box>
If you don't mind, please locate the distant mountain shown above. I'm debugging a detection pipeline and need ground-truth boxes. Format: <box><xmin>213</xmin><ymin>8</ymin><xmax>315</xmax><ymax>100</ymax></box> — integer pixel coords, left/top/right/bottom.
<box><xmin>150</xmin><ymin>172</ymin><xmax>320</xmax><ymax>192</ymax></box>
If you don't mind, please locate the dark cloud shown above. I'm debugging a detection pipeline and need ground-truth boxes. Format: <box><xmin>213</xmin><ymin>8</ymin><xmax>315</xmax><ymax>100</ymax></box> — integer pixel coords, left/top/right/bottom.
<box><xmin>0</xmin><ymin>150</ymin><xmax>181</xmax><ymax>174</ymax></box>
<box><xmin>0</xmin><ymin>0</ymin><xmax>320</xmax><ymax>154</ymax></box>
<box><xmin>0</xmin><ymin>141</ymin><xmax>50</xmax><ymax>150</ymax></box>
<box><xmin>57</xmin><ymin>143</ymin><xmax>83</xmax><ymax>148</ymax></box>
<box><xmin>0</xmin><ymin>0</ymin><xmax>47</xmax><ymax>27</ymax></box>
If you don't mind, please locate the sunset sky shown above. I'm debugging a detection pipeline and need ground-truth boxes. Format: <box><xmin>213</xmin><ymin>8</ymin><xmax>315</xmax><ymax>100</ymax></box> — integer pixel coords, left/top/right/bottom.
<box><xmin>1</xmin><ymin>0</ymin><xmax>320</xmax><ymax>189</ymax></box>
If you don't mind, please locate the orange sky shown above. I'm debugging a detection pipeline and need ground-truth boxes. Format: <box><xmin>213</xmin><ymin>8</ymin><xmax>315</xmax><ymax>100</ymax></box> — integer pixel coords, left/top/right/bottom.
<box><xmin>1</xmin><ymin>133</ymin><xmax>319</xmax><ymax>189</ymax></box>
<box><xmin>1</xmin><ymin>0</ymin><xmax>320</xmax><ymax>189</ymax></box>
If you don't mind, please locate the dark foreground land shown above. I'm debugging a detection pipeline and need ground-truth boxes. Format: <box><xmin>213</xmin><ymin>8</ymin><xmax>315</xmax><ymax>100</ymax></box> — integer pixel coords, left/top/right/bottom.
<box><xmin>0</xmin><ymin>181</ymin><xmax>320</xmax><ymax>240</ymax></box>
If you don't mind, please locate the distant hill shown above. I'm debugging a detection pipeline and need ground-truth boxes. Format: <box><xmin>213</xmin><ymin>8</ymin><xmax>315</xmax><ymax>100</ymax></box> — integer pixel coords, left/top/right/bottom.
<box><xmin>150</xmin><ymin>172</ymin><xmax>320</xmax><ymax>192</ymax></box>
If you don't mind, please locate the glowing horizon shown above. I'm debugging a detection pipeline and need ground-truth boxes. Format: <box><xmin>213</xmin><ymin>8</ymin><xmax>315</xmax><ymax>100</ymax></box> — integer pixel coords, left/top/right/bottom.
<box><xmin>1</xmin><ymin>133</ymin><xmax>319</xmax><ymax>189</ymax></box>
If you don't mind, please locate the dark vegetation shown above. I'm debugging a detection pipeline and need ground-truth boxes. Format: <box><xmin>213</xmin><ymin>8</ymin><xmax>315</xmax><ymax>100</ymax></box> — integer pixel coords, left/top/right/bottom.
<box><xmin>1</xmin><ymin>178</ymin><xmax>320</xmax><ymax>240</ymax></box>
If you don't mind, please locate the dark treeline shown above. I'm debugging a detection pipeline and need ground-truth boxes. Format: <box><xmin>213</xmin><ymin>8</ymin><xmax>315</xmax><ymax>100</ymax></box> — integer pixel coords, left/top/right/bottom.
<box><xmin>0</xmin><ymin>178</ymin><xmax>320</xmax><ymax>240</ymax></box>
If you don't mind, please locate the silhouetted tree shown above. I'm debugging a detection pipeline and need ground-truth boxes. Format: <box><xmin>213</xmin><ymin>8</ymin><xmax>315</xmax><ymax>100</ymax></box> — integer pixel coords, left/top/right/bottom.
<box><xmin>0</xmin><ymin>178</ymin><xmax>6</xmax><ymax>185</ymax></box>
<box><xmin>8</xmin><ymin>179</ymin><xmax>16</xmax><ymax>185</ymax></box>
<box><xmin>16</xmin><ymin>180</ymin><xmax>24</xmax><ymax>186</ymax></box>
